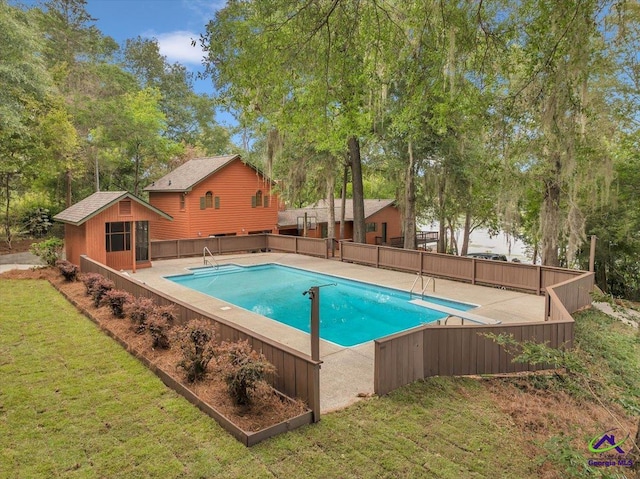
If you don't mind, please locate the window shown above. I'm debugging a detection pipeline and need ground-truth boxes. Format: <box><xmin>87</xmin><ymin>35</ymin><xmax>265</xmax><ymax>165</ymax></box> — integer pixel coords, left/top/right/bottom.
<box><xmin>215</xmin><ymin>196</ymin><xmax>220</xmax><ymax>209</ymax></box>
<box><xmin>366</xmin><ymin>222</ymin><xmax>377</xmax><ymax>233</ymax></box>
<box><xmin>106</xmin><ymin>222</ymin><xmax>131</xmax><ymax>252</ymax></box>
<box><xmin>253</xmin><ymin>190</ymin><xmax>263</xmax><ymax>208</ymax></box>
<box><xmin>180</xmin><ymin>194</ymin><xmax>185</xmax><ymax>210</ymax></box>
<box><xmin>205</xmin><ymin>191</ymin><xmax>213</xmax><ymax>208</ymax></box>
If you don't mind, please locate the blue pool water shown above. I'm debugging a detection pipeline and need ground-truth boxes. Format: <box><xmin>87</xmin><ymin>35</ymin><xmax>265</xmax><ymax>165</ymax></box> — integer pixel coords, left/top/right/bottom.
<box><xmin>166</xmin><ymin>264</ymin><xmax>474</xmax><ymax>347</ymax></box>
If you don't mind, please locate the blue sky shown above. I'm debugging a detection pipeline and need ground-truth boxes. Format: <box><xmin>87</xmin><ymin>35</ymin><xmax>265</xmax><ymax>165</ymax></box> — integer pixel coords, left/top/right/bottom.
<box><xmin>16</xmin><ymin>0</ymin><xmax>225</xmax><ymax>95</ymax></box>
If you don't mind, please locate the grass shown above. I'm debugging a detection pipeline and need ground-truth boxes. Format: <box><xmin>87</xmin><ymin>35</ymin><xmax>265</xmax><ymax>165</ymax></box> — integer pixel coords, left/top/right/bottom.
<box><xmin>2</xmin><ymin>277</ymin><xmax>638</xmax><ymax>478</ymax></box>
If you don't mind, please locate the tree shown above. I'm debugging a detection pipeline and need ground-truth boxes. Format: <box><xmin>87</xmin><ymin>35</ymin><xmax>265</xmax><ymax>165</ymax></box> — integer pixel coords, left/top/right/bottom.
<box><xmin>0</xmin><ymin>2</ymin><xmax>66</xmax><ymax>245</ymax></box>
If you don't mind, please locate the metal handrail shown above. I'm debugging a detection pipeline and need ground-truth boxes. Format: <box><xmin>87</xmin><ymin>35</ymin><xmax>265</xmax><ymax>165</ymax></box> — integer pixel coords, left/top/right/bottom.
<box><xmin>410</xmin><ymin>273</ymin><xmax>435</xmax><ymax>300</ymax></box>
<box><xmin>203</xmin><ymin>247</ymin><xmax>219</xmax><ymax>269</ymax></box>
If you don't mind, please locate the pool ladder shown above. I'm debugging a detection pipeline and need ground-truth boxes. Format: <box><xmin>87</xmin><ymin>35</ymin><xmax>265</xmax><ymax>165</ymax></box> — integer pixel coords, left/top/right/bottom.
<box><xmin>203</xmin><ymin>247</ymin><xmax>219</xmax><ymax>270</ymax></box>
<box><xmin>410</xmin><ymin>273</ymin><xmax>435</xmax><ymax>300</ymax></box>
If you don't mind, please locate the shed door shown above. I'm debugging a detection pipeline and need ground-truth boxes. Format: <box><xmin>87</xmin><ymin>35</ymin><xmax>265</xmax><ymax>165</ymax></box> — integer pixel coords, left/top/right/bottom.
<box><xmin>135</xmin><ymin>221</ymin><xmax>149</xmax><ymax>262</ymax></box>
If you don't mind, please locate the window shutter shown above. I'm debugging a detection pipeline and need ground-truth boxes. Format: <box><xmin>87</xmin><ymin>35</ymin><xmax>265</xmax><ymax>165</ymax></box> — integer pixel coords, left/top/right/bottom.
<box><xmin>200</xmin><ymin>197</ymin><xmax>205</xmax><ymax>210</ymax></box>
<box><xmin>263</xmin><ymin>195</ymin><xmax>269</xmax><ymax>208</ymax></box>
<box><xmin>215</xmin><ymin>196</ymin><xmax>220</xmax><ymax>209</ymax></box>
<box><xmin>251</xmin><ymin>196</ymin><xmax>256</xmax><ymax>208</ymax></box>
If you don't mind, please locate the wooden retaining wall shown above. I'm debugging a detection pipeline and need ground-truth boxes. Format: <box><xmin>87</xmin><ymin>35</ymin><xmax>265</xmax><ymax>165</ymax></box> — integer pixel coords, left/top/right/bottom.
<box><xmin>80</xmin><ymin>255</ymin><xmax>321</xmax><ymax>422</ymax></box>
<box><xmin>374</xmin><ymin>272</ymin><xmax>594</xmax><ymax>395</ymax></box>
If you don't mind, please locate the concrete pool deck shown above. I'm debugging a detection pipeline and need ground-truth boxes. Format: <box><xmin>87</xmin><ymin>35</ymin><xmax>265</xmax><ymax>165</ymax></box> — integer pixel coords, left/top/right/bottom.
<box><xmin>127</xmin><ymin>253</ymin><xmax>545</xmax><ymax>413</ymax></box>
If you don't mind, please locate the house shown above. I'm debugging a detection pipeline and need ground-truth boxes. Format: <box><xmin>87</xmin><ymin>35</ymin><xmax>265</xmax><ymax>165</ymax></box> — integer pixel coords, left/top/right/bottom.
<box><xmin>144</xmin><ymin>155</ymin><xmax>279</xmax><ymax>240</ymax></box>
<box><xmin>53</xmin><ymin>191</ymin><xmax>172</xmax><ymax>271</ymax></box>
<box><xmin>277</xmin><ymin>199</ymin><xmax>403</xmax><ymax>246</ymax></box>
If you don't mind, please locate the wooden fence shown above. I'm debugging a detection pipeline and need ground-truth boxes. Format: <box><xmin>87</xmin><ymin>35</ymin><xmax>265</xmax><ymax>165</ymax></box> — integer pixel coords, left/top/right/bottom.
<box><xmin>341</xmin><ymin>241</ymin><xmax>584</xmax><ymax>295</ymax></box>
<box><xmin>374</xmin><ymin>271</ymin><xmax>594</xmax><ymax>395</ymax></box>
<box><xmin>150</xmin><ymin>234</ymin><xmax>328</xmax><ymax>260</ymax></box>
<box><xmin>80</xmin><ymin>255</ymin><xmax>322</xmax><ymax>422</ymax></box>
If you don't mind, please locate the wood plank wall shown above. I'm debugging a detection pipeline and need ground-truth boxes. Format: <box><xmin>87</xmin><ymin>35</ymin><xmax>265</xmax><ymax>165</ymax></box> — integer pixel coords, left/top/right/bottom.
<box><xmin>374</xmin><ymin>272</ymin><xmax>593</xmax><ymax>395</ymax></box>
<box><xmin>79</xmin><ymin>256</ymin><xmax>322</xmax><ymax>422</ymax></box>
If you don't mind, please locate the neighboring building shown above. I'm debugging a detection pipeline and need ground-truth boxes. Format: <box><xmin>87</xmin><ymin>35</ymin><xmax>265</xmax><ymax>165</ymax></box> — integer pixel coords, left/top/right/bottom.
<box><xmin>53</xmin><ymin>191</ymin><xmax>172</xmax><ymax>271</ymax></box>
<box><xmin>144</xmin><ymin>155</ymin><xmax>279</xmax><ymax>240</ymax></box>
<box><xmin>277</xmin><ymin>199</ymin><xmax>402</xmax><ymax>246</ymax></box>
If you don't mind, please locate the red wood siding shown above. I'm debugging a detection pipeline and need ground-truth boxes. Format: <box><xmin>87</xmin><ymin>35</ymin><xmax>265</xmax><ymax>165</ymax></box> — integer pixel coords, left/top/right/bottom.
<box><xmin>148</xmin><ymin>158</ymin><xmax>279</xmax><ymax>240</ymax></box>
<box><xmin>365</xmin><ymin>205</ymin><xmax>402</xmax><ymax>244</ymax></box>
<box><xmin>64</xmin><ymin>223</ymin><xmax>87</xmax><ymax>266</ymax></box>
<box><xmin>67</xmin><ymin>199</ymin><xmax>167</xmax><ymax>270</ymax></box>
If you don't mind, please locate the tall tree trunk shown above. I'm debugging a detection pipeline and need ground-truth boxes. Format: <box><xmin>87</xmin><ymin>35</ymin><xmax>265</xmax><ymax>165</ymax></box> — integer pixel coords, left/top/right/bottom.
<box><xmin>340</xmin><ymin>163</ymin><xmax>347</xmax><ymax>240</ymax></box>
<box><xmin>403</xmin><ymin>142</ymin><xmax>417</xmax><ymax>250</ymax></box>
<box><xmin>348</xmin><ymin>136</ymin><xmax>365</xmax><ymax>244</ymax></box>
<box><xmin>437</xmin><ymin>176</ymin><xmax>447</xmax><ymax>253</ymax></box>
<box><xmin>3</xmin><ymin>173</ymin><xmax>12</xmax><ymax>247</ymax></box>
<box><xmin>65</xmin><ymin>169</ymin><xmax>72</xmax><ymax>207</ymax></box>
<box><xmin>134</xmin><ymin>148</ymin><xmax>141</xmax><ymax>196</ymax></box>
<box><xmin>541</xmin><ymin>165</ymin><xmax>561</xmax><ymax>266</ymax></box>
<box><xmin>326</xmin><ymin>175</ymin><xmax>335</xmax><ymax>241</ymax></box>
<box><xmin>460</xmin><ymin>208</ymin><xmax>472</xmax><ymax>256</ymax></box>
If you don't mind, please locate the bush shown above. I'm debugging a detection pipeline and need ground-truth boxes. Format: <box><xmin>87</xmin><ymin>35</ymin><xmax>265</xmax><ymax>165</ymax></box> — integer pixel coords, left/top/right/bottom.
<box><xmin>29</xmin><ymin>237</ymin><xmax>64</xmax><ymax>266</ymax></box>
<box><xmin>147</xmin><ymin>315</ymin><xmax>171</xmax><ymax>349</ymax></box>
<box><xmin>177</xmin><ymin>319</ymin><xmax>218</xmax><ymax>383</ymax></box>
<box><xmin>22</xmin><ymin>207</ymin><xmax>53</xmax><ymax>237</ymax></box>
<box><xmin>103</xmin><ymin>289</ymin><xmax>133</xmax><ymax>318</ymax></box>
<box><xmin>55</xmin><ymin>260</ymin><xmax>78</xmax><ymax>282</ymax></box>
<box><xmin>155</xmin><ymin>304</ymin><xmax>178</xmax><ymax>323</ymax></box>
<box><xmin>90</xmin><ymin>277</ymin><xmax>115</xmax><ymax>307</ymax></box>
<box><xmin>80</xmin><ymin>273</ymin><xmax>103</xmax><ymax>295</ymax></box>
<box><xmin>125</xmin><ymin>296</ymin><xmax>156</xmax><ymax>333</ymax></box>
<box><xmin>214</xmin><ymin>340</ymin><xmax>276</xmax><ymax>406</ymax></box>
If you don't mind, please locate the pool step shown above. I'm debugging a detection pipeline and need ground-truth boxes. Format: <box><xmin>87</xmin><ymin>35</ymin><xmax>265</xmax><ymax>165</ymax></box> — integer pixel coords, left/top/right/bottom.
<box><xmin>409</xmin><ymin>299</ymin><xmax>501</xmax><ymax>325</ymax></box>
<box><xmin>192</xmin><ymin>265</ymin><xmax>243</xmax><ymax>276</ymax></box>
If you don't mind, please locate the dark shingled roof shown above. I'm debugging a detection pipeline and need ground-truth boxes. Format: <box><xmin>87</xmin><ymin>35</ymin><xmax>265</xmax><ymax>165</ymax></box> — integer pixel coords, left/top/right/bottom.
<box><xmin>53</xmin><ymin>191</ymin><xmax>172</xmax><ymax>226</ymax></box>
<box><xmin>278</xmin><ymin>199</ymin><xmax>395</xmax><ymax>227</ymax></box>
<box><xmin>143</xmin><ymin>155</ymin><xmax>262</xmax><ymax>192</ymax></box>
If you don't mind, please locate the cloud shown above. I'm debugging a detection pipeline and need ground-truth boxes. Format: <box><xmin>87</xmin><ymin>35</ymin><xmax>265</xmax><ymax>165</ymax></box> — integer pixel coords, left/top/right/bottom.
<box><xmin>153</xmin><ymin>30</ymin><xmax>205</xmax><ymax>66</ymax></box>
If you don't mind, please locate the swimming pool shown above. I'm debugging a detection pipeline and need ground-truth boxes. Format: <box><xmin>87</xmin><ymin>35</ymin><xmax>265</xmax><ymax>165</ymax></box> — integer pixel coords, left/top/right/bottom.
<box><xmin>166</xmin><ymin>264</ymin><xmax>475</xmax><ymax>347</ymax></box>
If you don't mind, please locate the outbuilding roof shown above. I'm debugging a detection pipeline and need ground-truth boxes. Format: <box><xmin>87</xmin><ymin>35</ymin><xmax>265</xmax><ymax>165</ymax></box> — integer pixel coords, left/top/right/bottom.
<box><xmin>53</xmin><ymin>191</ymin><xmax>172</xmax><ymax>226</ymax></box>
<box><xmin>143</xmin><ymin>155</ymin><xmax>270</xmax><ymax>193</ymax></box>
<box><xmin>278</xmin><ymin>199</ymin><xmax>395</xmax><ymax>227</ymax></box>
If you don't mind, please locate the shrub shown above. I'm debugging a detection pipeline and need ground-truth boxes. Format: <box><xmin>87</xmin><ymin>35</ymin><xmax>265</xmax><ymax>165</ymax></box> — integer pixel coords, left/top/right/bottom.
<box><xmin>214</xmin><ymin>340</ymin><xmax>276</xmax><ymax>406</ymax></box>
<box><xmin>22</xmin><ymin>207</ymin><xmax>53</xmax><ymax>237</ymax></box>
<box><xmin>147</xmin><ymin>315</ymin><xmax>171</xmax><ymax>349</ymax></box>
<box><xmin>103</xmin><ymin>289</ymin><xmax>133</xmax><ymax>318</ymax></box>
<box><xmin>55</xmin><ymin>260</ymin><xmax>78</xmax><ymax>282</ymax></box>
<box><xmin>155</xmin><ymin>304</ymin><xmax>178</xmax><ymax>323</ymax></box>
<box><xmin>29</xmin><ymin>237</ymin><xmax>64</xmax><ymax>266</ymax></box>
<box><xmin>80</xmin><ymin>273</ymin><xmax>103</xmax><ymax>295</ymax></box>
<box><xmin>177</xmin><ymin>319</ymin><xmax>218</xmax><ymax>383</ymax></box>
<box><xmin>90</xmin><ymin>277</ymin><xmax>115</xmax><ymax>307</ymax></box>
<box><xmin>125</xmin><ymin>296</ymin><xmax>156</xmax><ymax>333</ymax></box>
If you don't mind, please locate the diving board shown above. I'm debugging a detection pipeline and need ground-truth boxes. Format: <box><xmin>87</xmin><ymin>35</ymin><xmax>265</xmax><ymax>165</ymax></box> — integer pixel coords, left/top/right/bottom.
<box><xmin>409</xmin><ymin>299</ymin><xmax>502</xmax><ymax>325</ymax></box>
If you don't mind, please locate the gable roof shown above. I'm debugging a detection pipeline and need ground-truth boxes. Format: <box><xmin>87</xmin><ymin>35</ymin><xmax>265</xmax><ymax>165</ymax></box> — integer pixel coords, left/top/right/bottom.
<box><xmin>53</xmin><ymin>191</ymin><xmax>172</xmax><ymax>226</ymax></box>
<box><xmin>143</xmin><ymin>155</ymin><xmax>270</xmax><ymax>193</ymax></box>
<box><xmin>278</xmin><ymin>199</ymin><xmax>396</xmax><ymax>227</ymax></box>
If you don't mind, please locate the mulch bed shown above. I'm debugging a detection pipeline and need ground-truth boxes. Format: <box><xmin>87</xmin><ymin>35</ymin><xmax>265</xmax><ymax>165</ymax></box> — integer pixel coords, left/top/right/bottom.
<box><xmin>1</xmin><ymin>267</ymin><xmax>308</xmax><ymax>433</ymax></box>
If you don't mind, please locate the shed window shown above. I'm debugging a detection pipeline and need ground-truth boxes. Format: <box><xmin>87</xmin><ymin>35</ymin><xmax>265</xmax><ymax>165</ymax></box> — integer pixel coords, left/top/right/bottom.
<box><xmin>205</xmin><ymin>191</ymin><xmax>213</xmax><ymax>208</ymax></box>
<box><xmin>106</xmin><ymin>222</ymin><xmax>131</xmax><ymax>252</ymax></box>
<box><xmin>366</xmin><ymin>222</ymin><xmax>377</xmax><ymax>233</ymax></box>
<box><xmin>180</xmin><ymin>194</ymin><xmax>185</xmax><ymax>210</ymax></box>
<box><xmin>255</xmin><ymin>190</ymin><xmax>263</xmax><ymax>207</ymax></box>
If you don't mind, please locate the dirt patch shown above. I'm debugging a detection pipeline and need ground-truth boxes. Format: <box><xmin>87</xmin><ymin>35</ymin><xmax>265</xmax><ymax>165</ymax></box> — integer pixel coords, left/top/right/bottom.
<box><xmin>0</xmin><ymin>238</ymin><xmax>38</xmax><ymax>254</ymax></box>
<box><xmin>1</xmin><ymin>268</ymin><xmax>308</xmax><ymax>433</ymax></box>
<box><xmin>483</xmin><ymin>376</ymin><xmax>637</xmax><ymax>478</ymax></box>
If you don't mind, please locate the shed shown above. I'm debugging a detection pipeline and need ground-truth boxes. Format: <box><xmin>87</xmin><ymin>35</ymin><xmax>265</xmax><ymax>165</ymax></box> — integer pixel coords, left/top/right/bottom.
<box><xmin>53</xmin><ymin>191</ymin><xmax>172</xmax><ymax>271</ymax></box>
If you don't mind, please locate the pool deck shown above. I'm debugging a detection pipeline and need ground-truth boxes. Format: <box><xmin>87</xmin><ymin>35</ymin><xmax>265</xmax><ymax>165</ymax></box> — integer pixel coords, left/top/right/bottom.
<box><xmin>127</xmin><ymin>253</ymin><xmax>545</xmax><ymax>413</ymax></box>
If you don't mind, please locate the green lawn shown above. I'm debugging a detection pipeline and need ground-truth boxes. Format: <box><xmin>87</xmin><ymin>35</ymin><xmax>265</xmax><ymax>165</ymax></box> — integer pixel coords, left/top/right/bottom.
<box><xmin>0</xmin><ymin>279</ymin><xmax>544</xmax><ymax>478</ymax></box>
